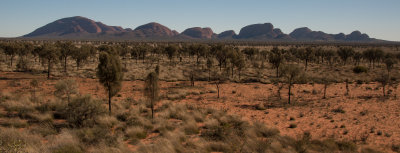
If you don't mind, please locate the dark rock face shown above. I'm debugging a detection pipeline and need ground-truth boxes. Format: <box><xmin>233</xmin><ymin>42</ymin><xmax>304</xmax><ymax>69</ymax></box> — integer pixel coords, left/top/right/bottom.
<box><xmin>334</xmin><ymin>33</ymin><xmax>346</xmax><ymax>40</ymax></box>
<box><xmin>345</xmin><ymin>31</ymin><xmax>370</xmax><ymax>41</ymax></box>
<box><xmin>289</xmin><ymin>27</ymin><xmax>333</xmax><ymax>40</ymax></box>
<box><xmin>24</xmin><ymin>16</ymin><xmax>126</xmax><ymax>37</ymax></box>
<box><xmin>23</xmin><ymin>16</ymin><xmax>378</xmax><ymax>42</ymax></box>
<box><xmin>217</xmin><ymin>30</ymin><xmax>236</xmax><ymax>38</ymax></box>
<box><xmin>133</xmin><ymin>22</ymin><xmax>177</xmax><ymax>37</ymax></box>
<box><xmin>237</xmin><ymin>23</ymin><xmax>278</xmax><ymax>39</ymax></box>
<box><xmin>181</xmin><ymin>27</ymin><xmax>214</xmax><ymax>39</ymax></box>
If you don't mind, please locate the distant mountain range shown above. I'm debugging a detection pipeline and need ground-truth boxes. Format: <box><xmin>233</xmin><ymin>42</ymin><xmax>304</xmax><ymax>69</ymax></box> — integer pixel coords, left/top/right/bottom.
<box><xmin>22</xmin><ymin>16</ymin><xmax>386</xmax><ymax>42</ymax></box>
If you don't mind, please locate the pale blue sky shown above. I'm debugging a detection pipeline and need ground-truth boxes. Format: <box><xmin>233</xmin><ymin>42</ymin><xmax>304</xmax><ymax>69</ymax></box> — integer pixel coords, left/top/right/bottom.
<box><xmin>0</xmin><ymin>0</ymin><xmax>399</xmax><ymax>41</ymax></box>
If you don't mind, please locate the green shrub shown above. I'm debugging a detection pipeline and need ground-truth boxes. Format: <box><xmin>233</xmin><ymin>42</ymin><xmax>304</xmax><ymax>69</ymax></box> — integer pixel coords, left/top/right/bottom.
<box><xmin>353</xmin><ymin>66</ymin><xmax>368</xmax><ymax>73</ymax></box>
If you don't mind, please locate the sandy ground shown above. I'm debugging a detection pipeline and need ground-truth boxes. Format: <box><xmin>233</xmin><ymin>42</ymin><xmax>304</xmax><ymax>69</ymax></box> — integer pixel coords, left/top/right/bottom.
<box><xmin>0</xmin><ymin>72</ymin><xmax>399</xmax><ymax>152</ymax></box>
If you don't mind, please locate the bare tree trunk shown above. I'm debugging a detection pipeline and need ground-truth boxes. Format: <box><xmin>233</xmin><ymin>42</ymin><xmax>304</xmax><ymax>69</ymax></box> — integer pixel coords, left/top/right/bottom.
<box><xmin>323</xmin><ymin>84</ymin><xmax>327</xmax><ymax>99</ymax></box>
<box><xmin>108</xmin><ymin>89</ymin><xmax>112</xmax><ymax>115</ymax></box>
<box><xmin>64</xmin><ymin>56</ymin><xmax>67</xmax><ymax>73</ymax></box>
<box><xmin>345</xmin><ymin>79</ymin><xmax>349</xmax><ymax>96</ymax></box>
<box><xmin>288</xmin><ymin>83</ymin><xmax>291</xmax><ymax>104</ymax></box>
<box><xmin>47</xmin><ymin>59</ymin><xmax>51</xmax><ymax>79</ymax></box>
<box><xmin>216</xmin><ymin>82</ymin><xmax>220</xmax><ymax>98</ymax></box>
<box><xmin>383</xmin><ymin>85</ymin><xmax>386</xmax><ymax>97</ymax></box>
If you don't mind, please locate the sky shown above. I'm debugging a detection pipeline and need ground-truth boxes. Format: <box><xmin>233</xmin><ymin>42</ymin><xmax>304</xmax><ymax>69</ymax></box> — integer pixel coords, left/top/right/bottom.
<box><xmin>0</xmin><ymin>0</ymin><xmax>399</xmax><ymax>41</ymax></box>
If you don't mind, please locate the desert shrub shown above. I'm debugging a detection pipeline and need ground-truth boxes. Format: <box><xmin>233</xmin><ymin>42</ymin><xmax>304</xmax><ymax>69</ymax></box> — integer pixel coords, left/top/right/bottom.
<box><xmin>361</xmin><ymin>147</ymin><xmax>382</xmax><ymax>153</ymax></box>
<box><xmin>253</xmin><ymin>122</ymin><xmax>280</xmax><ymax>137</ymax></box>
<box><xmin>153</xmin><ymin>119</ymin><xmax>176</xmax><ymax>134</ymax></box>
<box><xmin>183</xmin><ymin>120</ymin><xmax>199</xmax><ymax>135</ymax></box>
<box><xmin>16</xmin><ymin>58</ymin><xmax>31</xmax><ymax>72</ymax></box>
<box><xmin>255</xmin><ymin>102</ymin><xmax>266</xmax><ymax>110</ymax></box>
<box><xmin>0</xmin><ymin>128</ymin><xmax>42</xmax><ymax>153</ymax></box>
<box><xmin>2</xmin><ymin>97</ymin><xmax>36</xmax><ymax>119</ymax></box>
<box><xmin>206</xmin><ymin>141</ymin><xmax>232</xmax><ymax>152</ymax></box>
<box><xmin>336</xmin><ymin>140</ymin><xmax>357</xmax><ymax>152</ymax></box>
<box><xmin>332</xmin><ymin>107</ymin><xmax>346</xmax><ymax>113</ymax></box>
<box><xmin>191</xmin><ymin>110</ymin><xmax>205</xmax><ymax>122</ymax></box>
<box><xmin>289</xmin><ymin>123</ymin><xmax>297</xmax><ymax>128</ymax></box>
<box><xmin>29</xmin><ymin>112</ymin><xmax>53</xmax><ymax>123</ymax></box>
<box><xmin>96</xmin><ymin>115</ymin><xmax>119</xmax><ymax>128</ymax></box>
<box><xmin>353</xmin><ymin>66</ymin><xmax>368</xmax><ymax>73</ymax></box>
<box><xmin>52</xmin><ymin>144</ymin><xmax>84</xmax><ymax>153</ymax></box>
<box><xmin>64</xmin><ymin>95</ymin><xmax>106</xmax><ymax>128</ymax></box>
<box><xmin>202</xmin><ymin>114</ymin><xmax>249</xmax><ymax>141</ymax></box>
<box><xmin>35</xmin><ymin>99</ymin><xmax>65</xmax><ymax>113</ymax></box>
<box><xmin>46</xmin><ymin>130</ymin><xmax>84</xmax><ymax>153</ymax></box>
<box><xmin>30</xmin><ymin>122</ymin><xmax>58</xmax><ymax>136</ymax></box>
<box><xmin>137</xmin><ymin>138</ymin><xmax>184</xmax><ymax>153</ymax></box>
<box><xmin>0</xmin><ymin>118</ymin><xmax>28</xmax><ymax>128</ymax></box>
<box><xmin>75</xmin><ymin>127</ymin><xmax>119</xmax><ymax>146</ymax></box>
<box><xmin>126</xmin><ymin>126</ymin><xmax>147</xmax><ymax>140</ymax></box>
<box><xmin>392</xmin><ymin>144</ymin><xmax>400</xmax><ymax>152</ymax></box>
<box><xmin>124</xmin><ymin>114</ymin><xmax>153</xmax><ymax>130</ymax></box>
<box><xmin>54</xmin><ymin>79</ymin><xmax>79</xmax><ymax>103</ymax></box>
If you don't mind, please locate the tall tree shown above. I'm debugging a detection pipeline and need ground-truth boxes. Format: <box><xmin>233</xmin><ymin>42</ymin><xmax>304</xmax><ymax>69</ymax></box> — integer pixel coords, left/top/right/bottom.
<box><xmin>97</xmin><ymin>51</ymin><xmax>123</xmax><ymax>115</ymax></box>
<box><xmin>144</xmin><ymin>71</ymin><xmax>159</xmax><ymax>119</ymax></box>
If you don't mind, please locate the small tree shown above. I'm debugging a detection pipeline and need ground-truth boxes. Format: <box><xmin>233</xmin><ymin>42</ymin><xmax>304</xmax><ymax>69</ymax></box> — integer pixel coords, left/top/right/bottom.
<box><xmin>281</xmin><ymin>64</ymin><xmax>302</xmax><ymax>104</ymax></box>
<box><xmin>57</xmin><ymin>41</ymin><xmax>76</xmax><ymax>73</ymax></box>
<box><xmin>234</xmin><ymin>55</ymin><xmax>245</xmax><ymax>80</ymax></box>
<box><xmin>268</xmin><ymin>47</ymin><xmax>284</xmax><ymax>77</ymax></box>
<box><xmin>144</xmin><ymin>71</ymin><xmax>159</xmax><ymax>119</ymax></box>
<box><xmin>321</xmin><ymin>76</ymin><xmax>333</xmax><ymax>99</ymax></box>
<box><xmin>54</xmin><ymin>79</ymin><xmax>79</xmax><ymax>103</ymax></box>
<box><xmin>72</xmin><ymin>44</ymin><xmax>93</xmax><ymax>70</ymax></box>
<box><xmin>384</xmin><ymin>57</ymin><xmax>397</xmax><ymax>77</ymax></box>
<box><xmin>298</xmin><ymin>47</ymin><xmax>315</xmax><ymax>70</ymax></box>
<box><xmin>337</xmin><ymin>47</ymin><xmax>355</xmax><ymax>65</ymax></box>
<box><xmin>206</xmin><ymin>57</ymin><xmax>214</xmax><ymax>81</ymax></box>
<box><xmin>38</xmin><ymin>43</ymin><xmax>60</xmax><ymax>79</ymax></box>
<box><xmin>212</xmin><ymin>72</ymin><xmax>227</xmax><ymax>99</ymax></box>
<box><xmin>30</xmin><ymin>79</ymin><xmax>39</xmax><ymax>99</ymax></box>
<box><xmin>97</xmin><ymin>52</ymin><xmax>123</xmax><ymax>115</ymax></box>
<box><xmin>345</xmin><ymin>79</ymin><xmax>350</xmax><ymax>96</ymax></box>
<box><xmin>376</xmin><ymin>74</ymin><xmax>389</xmax><ymax>97</ymax></box>
<box><xmin>165</xmin><ymin>44</ymin><xmax>179</xmax><ymax>64</ymax></box>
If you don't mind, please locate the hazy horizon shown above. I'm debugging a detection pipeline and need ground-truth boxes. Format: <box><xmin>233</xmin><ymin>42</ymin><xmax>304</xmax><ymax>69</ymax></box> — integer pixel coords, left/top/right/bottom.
<box><xmin>1</xmin><ymin>0</ymin><xmax>399</xmax><ymax>41</ymax></box>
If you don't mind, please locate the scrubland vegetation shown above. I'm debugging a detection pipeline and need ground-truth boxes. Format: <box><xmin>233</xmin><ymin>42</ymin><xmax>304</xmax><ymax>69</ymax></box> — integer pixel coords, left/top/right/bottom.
<box><xmin>0</xmin><ymin>40</ymin><xmax>399</xmax><ymax>152</ymax></box>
